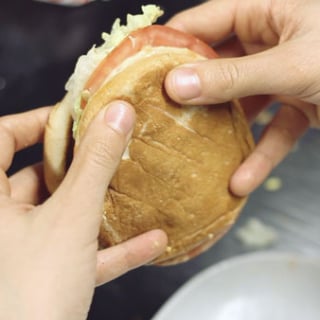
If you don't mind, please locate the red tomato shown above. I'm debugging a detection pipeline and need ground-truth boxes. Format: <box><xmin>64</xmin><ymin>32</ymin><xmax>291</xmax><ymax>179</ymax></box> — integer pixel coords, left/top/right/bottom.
<box><xmin>82</xmin><ymin>25</ymin><xmax>218</xmax><ymax>108</ymax></box>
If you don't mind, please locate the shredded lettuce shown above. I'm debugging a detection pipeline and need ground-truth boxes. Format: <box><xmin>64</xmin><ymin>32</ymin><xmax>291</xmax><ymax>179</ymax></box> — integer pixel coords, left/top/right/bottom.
<box><xmin>64</xmin><ymin>4</ymin><xmax>163</xmax><ymax>137</ymax></box>
<box><xmin>101</xmin><ymin>5</ymin><xmax>163</xmax><ymax>49</ymax></box>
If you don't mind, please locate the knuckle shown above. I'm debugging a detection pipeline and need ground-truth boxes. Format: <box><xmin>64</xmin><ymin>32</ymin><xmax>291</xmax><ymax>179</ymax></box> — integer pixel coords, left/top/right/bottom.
<box><xmin>215</xmin><ymin>61</ymin><xmax>240</xmax><ymax>94</ymax></box>
<box><xmin>85</xmin><ymin>131</ymin><xmax>124</xmax><ymax>169</ymax></box>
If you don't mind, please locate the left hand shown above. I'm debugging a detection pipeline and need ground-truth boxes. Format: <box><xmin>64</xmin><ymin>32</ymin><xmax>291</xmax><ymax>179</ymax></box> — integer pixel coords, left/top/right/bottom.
<box><xmin>0</xmin><ymin>105</ymin><xmax>167</xmax><ymax>320</ymax></box>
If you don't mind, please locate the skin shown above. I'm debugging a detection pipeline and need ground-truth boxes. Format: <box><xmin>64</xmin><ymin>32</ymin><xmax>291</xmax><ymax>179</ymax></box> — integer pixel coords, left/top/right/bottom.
<box><xmin>2</xmin><ymin>0</ymin><xmax>320</xmax><ymax>318</ymax></box>
<box><xmin>0</xmin><ymin>103</ymin><xmax>167</xmax><ymax>320</ymax></box>
<box><xmin>165</xmin><ymin>0</ymin><xmax>320</xmax><ymax>196</ymax></box>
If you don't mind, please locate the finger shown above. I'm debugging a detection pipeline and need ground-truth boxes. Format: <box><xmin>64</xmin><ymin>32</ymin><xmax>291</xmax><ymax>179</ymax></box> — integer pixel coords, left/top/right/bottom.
<box><xmin>274</xmin><ymin>95</ymin><xmax>320</xmax><ymax>128</ymax></box>
<box><xmin>167</xmin><ymin>0</ymin><xmax>279</xmax><ymax>46</ymax></box>
<box><xmin>0</xmin><ymin>107</ymin><xmax>51</xmax><ymax>171</ymax></box>
<box><xmin>166</xmin><ymin>0</ymin><xmax>238</xmax><ymax>43</ymax></box>
<box><xmin>165</xmin><ymin>43</ymin><xmax>319</xmax><ymax>106</ymax></box>
<box><xmin>213</xmin><ymin>35</ymin><xmax>245</xmax><ymax>58</ymax></box>
<box><xmin>51</xmin><ymin>101</ymin><xmax>135</xmax><ymax>222</ymax></box>
<box><xmin>230</xmin><ymin>105</ymin><xmax>309</xmax><ymax>196</ymax></box>
<box><xmin>9</xmin><ymin>163</ymin><xmax>48</xmax><ymax>204</ymax></box>
<box><xmin>213</xmin><ymin>34</ymin><xmax>273</xmax><ymax>59</ymax></box>
<box><xmin>95</xmin><ymin>229</ymin><xmax>168</xmax><ymax>286</ymax></box>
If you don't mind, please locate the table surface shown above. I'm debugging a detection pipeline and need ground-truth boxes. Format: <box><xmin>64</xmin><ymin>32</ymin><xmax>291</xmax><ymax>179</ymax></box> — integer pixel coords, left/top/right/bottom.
<box><xmin>1</xmin><ymin>1</ymin><xmax>319</xmax><ymax>319</ymax></box>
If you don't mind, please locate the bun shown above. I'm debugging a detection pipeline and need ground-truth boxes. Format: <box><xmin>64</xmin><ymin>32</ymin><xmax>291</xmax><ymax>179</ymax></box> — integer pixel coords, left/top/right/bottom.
<box><xmin>64</xmin><ymin>48</ymin><xmax>254</xmax><ymax>265</ymax></box>
<box><xmin>44</xmin><ymin>102</ymin><xmax>73</xmax><ymax>194</ymax></box>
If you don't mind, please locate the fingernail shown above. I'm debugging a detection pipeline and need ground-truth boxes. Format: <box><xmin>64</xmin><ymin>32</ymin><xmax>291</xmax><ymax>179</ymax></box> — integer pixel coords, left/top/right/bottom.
<box><xmin>104</xmin><ymin>102</ymin><xmax>134</xmax><ymax>135</ymax></box>
<box><xmin>170</xmin><ymin>67</ymin><xmax>200</xmax><ymax>100</ymax></box>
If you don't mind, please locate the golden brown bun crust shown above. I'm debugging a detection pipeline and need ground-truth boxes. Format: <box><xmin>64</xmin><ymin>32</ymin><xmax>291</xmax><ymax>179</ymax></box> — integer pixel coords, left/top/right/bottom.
<box><xmin>74</xmin><ymin>50</ymin><xmax>254</xmax><ymax>265</ymax></box>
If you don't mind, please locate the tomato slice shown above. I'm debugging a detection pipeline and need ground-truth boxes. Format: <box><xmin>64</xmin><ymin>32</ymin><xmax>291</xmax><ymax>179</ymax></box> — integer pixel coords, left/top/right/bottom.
<box><xmin>82</xmin><ymin>25</ymin><xmax>218</xmax><ymax>108</ymax></box>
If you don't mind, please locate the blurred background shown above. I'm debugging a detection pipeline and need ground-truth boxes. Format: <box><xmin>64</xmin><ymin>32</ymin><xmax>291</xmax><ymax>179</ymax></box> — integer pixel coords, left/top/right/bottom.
<box><xmin>0</xmin><ymin>1</ymin><xmax>319</xmax><ymax>319</ymax></box>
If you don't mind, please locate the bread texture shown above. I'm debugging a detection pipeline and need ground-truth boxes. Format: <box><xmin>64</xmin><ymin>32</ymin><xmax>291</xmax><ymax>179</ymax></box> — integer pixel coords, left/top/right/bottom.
<box><xmin>61</xmin><ymin>48</ymin><xmax>253</xmax><ymax>265</ymax></box>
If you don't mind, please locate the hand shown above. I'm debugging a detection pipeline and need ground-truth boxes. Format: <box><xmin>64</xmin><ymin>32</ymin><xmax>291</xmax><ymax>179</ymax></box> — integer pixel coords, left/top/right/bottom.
<box><xmin>165</xmin><ymin>0</ymin><xmax>320</xmax><ymax>196</ymax></box>
<box><xmin>0</xmin><ymin>104</ymin><xmax>167</xmax><ymax>320</ymax></box>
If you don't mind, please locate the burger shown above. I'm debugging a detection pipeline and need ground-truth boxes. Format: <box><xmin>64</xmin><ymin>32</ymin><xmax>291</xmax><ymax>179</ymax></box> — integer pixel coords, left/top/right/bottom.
<box><xmin>44</xmin><ymin>5</ymin><xmax>254</xmax><ymax>265</ymax></box>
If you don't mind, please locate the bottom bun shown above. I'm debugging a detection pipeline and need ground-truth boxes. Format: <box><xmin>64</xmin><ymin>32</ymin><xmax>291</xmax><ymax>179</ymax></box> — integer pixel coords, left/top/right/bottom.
<box><xmin>74</xmin><ymin>49</ymin><xmax>254</xmax><ymax>265</ymax></box>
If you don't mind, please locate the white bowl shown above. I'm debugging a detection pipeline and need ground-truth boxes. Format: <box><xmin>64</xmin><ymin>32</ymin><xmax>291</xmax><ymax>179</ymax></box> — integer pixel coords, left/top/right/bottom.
<box><xmin>152</xmin><ymin>252</ymin><xmax>320</xmax><ymax>320</ymax></box>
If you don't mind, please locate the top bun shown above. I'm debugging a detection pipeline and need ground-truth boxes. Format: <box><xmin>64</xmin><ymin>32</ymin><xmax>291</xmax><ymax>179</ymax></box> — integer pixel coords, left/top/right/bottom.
<box><xmin>68</xmin><ymin>47</ymin><xmax>254</xmax><ymax>265</ymax></box>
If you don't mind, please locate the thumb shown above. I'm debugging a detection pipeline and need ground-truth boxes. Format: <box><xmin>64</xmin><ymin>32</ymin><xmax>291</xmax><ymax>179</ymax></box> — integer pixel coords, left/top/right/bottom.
<box><xmin>165</xmin><ymin>43</ymin><xmax>314</xmax><ymax>104</ymax></box>
<box><xmin>51</xmin><ymin>101</ymin><xmax>135</xmax><ymax>220</ymax></box>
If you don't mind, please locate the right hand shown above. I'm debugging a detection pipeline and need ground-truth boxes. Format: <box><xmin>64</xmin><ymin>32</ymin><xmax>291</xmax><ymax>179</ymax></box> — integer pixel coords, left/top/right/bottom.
<box><xmin>165</xmin><ymin>0</ymin><xmax>320</xmax><ymax>196</ymax></box>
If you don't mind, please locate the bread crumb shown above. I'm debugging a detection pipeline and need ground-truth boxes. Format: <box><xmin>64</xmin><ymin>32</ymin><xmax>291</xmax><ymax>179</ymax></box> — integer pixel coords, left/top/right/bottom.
<box><xmin>166</xmin><ymin>246</ymin><xmax>172</xmax><ymax>253</ymax></box>
<box><xmin>264</xmin><ymin>176</ymin><xmax>282</xmax><ymax>192</ymax></box>
<box><xmin>236</xmin><ymin>218</ymin><xmax>278</xmax><ymax>248</ymax></box>
<box><xmin>255</xmin><ymin>110</ymin><xmax>273</xmax><ymax>125</ymax></box>
<box><xmin>152</xmin><ymin>240</ymin><xmax>161</xmax><ymax>249</ymax></box>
